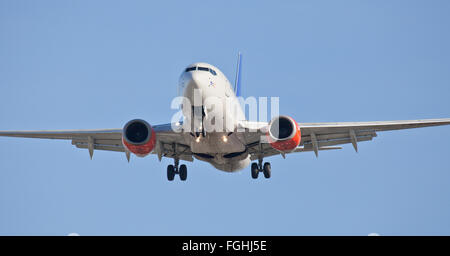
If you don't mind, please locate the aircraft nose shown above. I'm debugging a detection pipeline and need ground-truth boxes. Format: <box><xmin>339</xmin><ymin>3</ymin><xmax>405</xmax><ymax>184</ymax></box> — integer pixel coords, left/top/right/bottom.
<box><xmin>186</xmin><ymin>71</ymin><xmax>205</xmax><ymax>90</ymax></box>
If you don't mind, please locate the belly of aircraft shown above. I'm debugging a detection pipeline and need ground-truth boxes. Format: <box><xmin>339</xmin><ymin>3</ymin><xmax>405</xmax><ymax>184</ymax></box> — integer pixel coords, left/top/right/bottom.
<box><xmin>190</xmin><ymin>132</ymin><xmax>245</xmax><ymax>154</ymax></box>
<box><xmin>189</xmin><ymin>133</ymin><xmax>250</xmax><ymax>172</ymax></box>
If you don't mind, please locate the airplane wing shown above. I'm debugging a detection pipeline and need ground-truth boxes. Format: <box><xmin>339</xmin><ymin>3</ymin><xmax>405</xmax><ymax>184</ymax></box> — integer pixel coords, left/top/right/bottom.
<box><xmin>0</xmin><ymin>123</ymin><xmax>193</xmax><ymax>162</ymax></box>
<box><xmin>241</xmin><ymin>118</ymin><xmax>450</xmax><ymax>159</ymax></box>
<box><xmin>2</xmin><ymin>118</ymin><xmax>449</xmax><ymax>162</ymax></box>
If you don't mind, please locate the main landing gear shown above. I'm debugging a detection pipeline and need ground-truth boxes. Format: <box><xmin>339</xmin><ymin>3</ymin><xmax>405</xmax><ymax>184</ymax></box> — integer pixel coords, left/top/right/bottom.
<box><xmin>251</xmin><ymin>158</ymin><xmax>271</xmax><ymax>179</ymax></box>
<box><xmin>167</xmin><ymin>158</ymin><xmax>187</xmax><ymax>181</ymax></box>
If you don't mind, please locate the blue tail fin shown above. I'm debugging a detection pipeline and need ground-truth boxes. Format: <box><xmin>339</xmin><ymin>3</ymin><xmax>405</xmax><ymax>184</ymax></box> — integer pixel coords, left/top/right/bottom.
<box><xmin>234</xmin><ymin>52</ymin><xmax>242</xmax><ymax>97</ymax></box>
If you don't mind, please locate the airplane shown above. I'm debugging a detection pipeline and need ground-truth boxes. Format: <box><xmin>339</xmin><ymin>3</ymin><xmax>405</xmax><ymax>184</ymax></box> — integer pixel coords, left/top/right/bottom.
<box><xmin>1</xmin><ymin>53</ymin><xmax>449</xmax><ymax>181</ymax></box>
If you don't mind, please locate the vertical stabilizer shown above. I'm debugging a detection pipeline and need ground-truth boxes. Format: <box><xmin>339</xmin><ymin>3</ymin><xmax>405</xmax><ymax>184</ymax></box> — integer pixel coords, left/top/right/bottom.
<box><xmin>234</xmin><ymin>52</ymin><xmax>242</xmax><ymax>97</ymax></box>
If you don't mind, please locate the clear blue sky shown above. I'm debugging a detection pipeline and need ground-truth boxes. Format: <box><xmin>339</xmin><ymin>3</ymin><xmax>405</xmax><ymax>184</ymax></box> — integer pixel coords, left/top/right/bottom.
<box><xmin>1</xmin><ymin>0</ymin><xmax>450</xmax><ymax>235</ymax></box>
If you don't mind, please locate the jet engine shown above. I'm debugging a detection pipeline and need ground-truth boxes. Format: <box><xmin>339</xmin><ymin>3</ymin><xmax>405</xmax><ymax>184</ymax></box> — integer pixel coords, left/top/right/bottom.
<box><xmin>267</xmin><ymin>115</ymin><xmax>301</xmax><ymax>152</ymax></box>
<box><xmin>122</xmin><ymin>119</ymin><xmax>156</xmax><ymax>157</ymax></box>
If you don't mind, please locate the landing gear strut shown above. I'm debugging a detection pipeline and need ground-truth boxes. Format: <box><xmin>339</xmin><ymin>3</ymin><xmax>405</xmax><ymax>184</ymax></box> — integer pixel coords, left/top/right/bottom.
<box><xmin>251</xmin><ymin>158</ymin><xmax>271</xmax><ymax>179</ymax></box>
<box><xmin>167</xmin><ymin>158</ymin><xmax>188</xmax><ymax>181</ymax></box>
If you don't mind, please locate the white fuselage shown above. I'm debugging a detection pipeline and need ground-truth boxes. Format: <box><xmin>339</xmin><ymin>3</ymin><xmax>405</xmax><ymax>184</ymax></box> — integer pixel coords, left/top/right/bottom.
<box><xmin>178</xmin><ymin>63</ymin><xmax>250</xmax><ymax>172</ymax></box>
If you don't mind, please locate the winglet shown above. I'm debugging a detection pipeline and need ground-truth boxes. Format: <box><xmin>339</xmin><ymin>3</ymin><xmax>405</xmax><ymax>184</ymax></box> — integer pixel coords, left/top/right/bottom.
<box><xmin>234</xmin><ymin>52</ymin><xmax>242</xmax><ymax>97</ymax></box>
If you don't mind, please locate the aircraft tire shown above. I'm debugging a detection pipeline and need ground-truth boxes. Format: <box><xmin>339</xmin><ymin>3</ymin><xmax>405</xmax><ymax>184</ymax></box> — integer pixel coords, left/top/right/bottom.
<box><xmin>167</xmin><ymin>165</ymin><xmax>175</xmax><ymax>181</ymax></box>
<box><xmin>251</xmin><ymin>163</ymin><xmax>259</xmax><ymax>179</ymax></box>
<box><xmin>179</xmin><ymin>164</ymin><xmax>187</xmax><ymax>181</ymax></box>
<box><xmin>263</xmin><ymin>162</ymin><xmax>271</xmax><ymax>178</ymax></box>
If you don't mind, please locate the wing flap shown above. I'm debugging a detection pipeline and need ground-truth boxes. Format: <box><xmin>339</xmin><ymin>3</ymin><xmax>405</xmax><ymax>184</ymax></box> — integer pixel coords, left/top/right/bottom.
<box><xmin>72</xmin><ymin>138</ymin><xmax>123</xmax><ymax>146</ymax></box>
<box><xmin>303</xmin><ymin>134</ymin><xmax>375</xmax><ymax>148</ymax></box>
<box><xmin>249</xmin><ymin>146</ymin><xmax>342</xmax><ymax>160</ymax></box>
<box><xmin>75</xmin><ymin>143</ymin><xmax>125</xmax><ymax>152</ymax></box>
<box><xmin>300</xmin><ymin>131</ymin><xmax>377</xmax><ymax>145</ymax></box>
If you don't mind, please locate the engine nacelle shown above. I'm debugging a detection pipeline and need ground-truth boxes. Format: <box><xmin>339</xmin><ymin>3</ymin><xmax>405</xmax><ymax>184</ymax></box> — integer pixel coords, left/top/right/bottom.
<box><xmin>267</xmin><ymin>115</ymin><xmax>301</xmax><ymax>152</ymax></box>
<box><xmin>122</xmin><ymin>119</ymin><xmax>156</xmax><ymax>157</ymax></box>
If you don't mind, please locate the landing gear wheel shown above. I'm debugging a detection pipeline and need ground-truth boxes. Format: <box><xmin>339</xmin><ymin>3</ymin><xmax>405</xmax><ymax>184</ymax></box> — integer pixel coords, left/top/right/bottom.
<box><xmin>263</xmin><ymin>162</ymin><xmax>271</xmax><ymax>179</ymax></box>
<box><xmin>167</xmin><ymin>165</ymin><xmax>175</xmax><ymax>181</ymax></box>
<box><xmin>251</xmin><ymin>163</ymin><xmax>259</xmax><ymax>179</ymax></box>
<box><xmin>179</xmin><ymin>164</ymin><xmax>187</xmax><ymax>181</ymax></box>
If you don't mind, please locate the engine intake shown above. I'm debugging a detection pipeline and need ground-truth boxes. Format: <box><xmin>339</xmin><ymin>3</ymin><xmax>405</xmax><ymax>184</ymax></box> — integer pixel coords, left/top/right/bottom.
<box><xmin>122</xmin><ymin>119</ymin><xmax>156</xmax><ymax>157</ymax></box>
<box><xmin>267</xmin><ymin>115</ymin><xmax>301</xmax><ymax>152</ymax></box>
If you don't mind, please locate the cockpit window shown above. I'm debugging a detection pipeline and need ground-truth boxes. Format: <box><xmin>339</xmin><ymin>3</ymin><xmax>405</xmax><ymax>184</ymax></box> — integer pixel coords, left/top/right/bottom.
<box><xmin>186</xmin><ymin>66</ymin><xmax>217</xmax><ymax>76</ymax></box>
